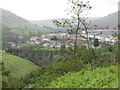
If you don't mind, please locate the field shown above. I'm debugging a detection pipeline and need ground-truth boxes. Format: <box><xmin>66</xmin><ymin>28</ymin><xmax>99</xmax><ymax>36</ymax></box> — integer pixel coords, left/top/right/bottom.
<box><xmin>2</xmin><ymin>52</ymin><xmax>39</xmax><ymax>79</ymax></box>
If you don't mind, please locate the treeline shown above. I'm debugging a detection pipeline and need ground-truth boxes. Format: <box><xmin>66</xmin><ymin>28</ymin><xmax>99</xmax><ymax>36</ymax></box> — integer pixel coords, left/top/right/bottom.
<box><xmin>6</xmin><ymin>44</ymin><xmax>68</xmax><ymax>67</ymax></box>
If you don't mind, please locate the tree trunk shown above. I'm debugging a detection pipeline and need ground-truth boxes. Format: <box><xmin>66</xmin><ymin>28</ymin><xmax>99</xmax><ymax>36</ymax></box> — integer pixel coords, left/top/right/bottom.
<box><xmin>74</xmin><ymin>29</ymin><xmax>78</xmax><ymax>55</ymax></box>
<box><xmin>85</xmin><ymin>29</ymin><xmax>90</xmax><ymax>49</ymax></box>
<box><xmin>83</xmin><ymin>23</ymin><xmax>90</xmax><ymax>50</ymax></box>
<box><xmin>74</xmin><ymin>14</ymin><xmax>80</xmax><ymax>55</ymax></box>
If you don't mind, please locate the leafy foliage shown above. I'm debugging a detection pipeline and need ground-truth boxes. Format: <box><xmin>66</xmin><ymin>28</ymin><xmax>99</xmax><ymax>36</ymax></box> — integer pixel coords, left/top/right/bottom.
<box><xmin>29</xmin><ymin>43</ymin><xmax>118</xmax><ymax>88</ymax></box>
<box><xmin>47</xmin><ymin>65</ymin><xmax>118</xmax><ymax>88</ymax></box>
<box><xmin>2</xmin><ymin>62</ymin><xmax>11</xmax><ymax>88</ymax></box>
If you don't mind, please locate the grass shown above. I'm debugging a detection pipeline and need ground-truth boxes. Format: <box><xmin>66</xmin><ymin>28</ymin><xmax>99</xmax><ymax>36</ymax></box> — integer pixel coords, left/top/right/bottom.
<box><xmin>47</xmin><ymin>65</ymin><xmax>118</xmax><ymax>88</ymax></box>
<box><xmin>2</xmin><ymin>52</ymin><xmax>39</xmax><ymax>79</ymax></box>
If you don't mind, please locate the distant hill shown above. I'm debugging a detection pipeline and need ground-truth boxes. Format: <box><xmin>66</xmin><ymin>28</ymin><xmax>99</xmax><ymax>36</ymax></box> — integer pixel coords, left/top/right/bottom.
<box><xmin>0</xmin><ymin>8</ymin><xmax>28</xmax><ymax>24</ymax></box>
<box><xmin>30</xmin><ymin>12</ymin><xmax>118</xmax><ymax>29</ymax></box>
<box><xmin>92</xmin><ymin>12</ymin><xmax>118</xmax><ymax>28</ymax></box>
<box><xmin>30</xmin><ymin>17</ymin><xmax>101</xmax><ymax>29</ymax></box>
<box><xmin>30</xmin><ymin>19</ymin><xmax>61</xmax><ymax>29</ymax></box>
<box><xmin>1</xmin><ymin>8</ymin><xmax>118</xmax><ymax>33</ymax></box>
<box><xmin>2</xmin><ymin>52</ymin><xmax>39</xmax><ymax>79</ymax></box>
<box><xmin>0</xmin><ymin>8</ymin><xmax>56</xmax><ymax>33</ymax></box>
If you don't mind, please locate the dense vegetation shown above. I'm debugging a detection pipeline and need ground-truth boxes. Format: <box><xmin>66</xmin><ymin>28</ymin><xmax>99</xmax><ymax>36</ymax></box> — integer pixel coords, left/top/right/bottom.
<box><xmin>47</xmin><ymin>65</ymin><xmax>118</xmax><ymax>88</ymax></box>
<box><xmin>12</xmin><ymin>43</ymin><xmax>117</xmax><ymax>88</ymax></box>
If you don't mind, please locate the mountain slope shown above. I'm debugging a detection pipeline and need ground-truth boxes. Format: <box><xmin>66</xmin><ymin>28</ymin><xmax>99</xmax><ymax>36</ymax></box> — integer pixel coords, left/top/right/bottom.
<box><xmin>0</xmin><ymin>8</ymin><xmax>55</xmax><ymax>33</ymax></box>
<box><xmin>2</xmin><ymin>52</ymin><xmax>39</xmax><ymax>79</ymax></box>
<box><xmin>0</xmin><ymin>8</ymin><xmax>28</xmax><ymax>24</ymax></box>
<box><xmin>92</xmin><ymin>12</ymin><xmax>118</xmax><ymax>28</ymax></box>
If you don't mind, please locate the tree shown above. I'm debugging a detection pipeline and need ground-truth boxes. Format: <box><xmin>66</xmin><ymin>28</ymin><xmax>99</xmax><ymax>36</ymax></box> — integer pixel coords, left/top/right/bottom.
<box><xmin>94</xmin><ymin>38</ymin><xmax>99</xmax><ymax>47</ymax></box>
<box><xmin>2</xmin><ymin>42</ymin><xmax>10</xmax><ymax>51</ymax></box>
<box><xmin>94</xmin><ymin>25</ymin><xmax>98</xmax><ymax>30</ymax></box>
<box><xmin>81</xmin><ymin>18</ymin><xmax>91</xmax><ymax>49</ymax></box>
<box><xmin>53</xmin><ymin>0</ymin><xmax>92</xmax><ymax>55</ymax></box>
<box><xmin>51</xmin><ymin>36</ymin><xmax>58</xmax><ymax>41</ymax></box>
<box><xmin>2</xmin><ymin>62</ymin><xmax>11</xmax><ymax>88</ymax></box>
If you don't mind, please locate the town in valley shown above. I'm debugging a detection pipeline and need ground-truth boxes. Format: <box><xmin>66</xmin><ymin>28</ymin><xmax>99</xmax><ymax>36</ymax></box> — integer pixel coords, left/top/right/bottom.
<box><xmin>9</xmin><ymin>28</ymin><xmax>118</xmax><ymax>49</ymax></box>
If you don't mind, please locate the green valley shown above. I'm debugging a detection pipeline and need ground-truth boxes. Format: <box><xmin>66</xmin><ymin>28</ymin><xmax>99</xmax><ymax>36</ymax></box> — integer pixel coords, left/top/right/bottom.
<box><xmin>1</xmin><ymin>0</ymin><xmax>119</xmax><ymax>89</ymax></box>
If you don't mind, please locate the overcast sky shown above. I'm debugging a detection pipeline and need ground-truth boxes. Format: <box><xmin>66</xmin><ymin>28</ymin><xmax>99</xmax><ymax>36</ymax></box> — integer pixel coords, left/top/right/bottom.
<box><xmin>0</xmin><ymin>0</ymin><xmax>119</xmax><ymax>20</ymax></box>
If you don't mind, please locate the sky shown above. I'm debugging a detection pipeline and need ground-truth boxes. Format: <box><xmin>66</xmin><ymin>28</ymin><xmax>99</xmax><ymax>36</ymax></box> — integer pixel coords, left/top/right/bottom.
<box><xmin>0</xmin><ymin>0</ymin><xmax>119</xmax><ymax>20</ymax></box>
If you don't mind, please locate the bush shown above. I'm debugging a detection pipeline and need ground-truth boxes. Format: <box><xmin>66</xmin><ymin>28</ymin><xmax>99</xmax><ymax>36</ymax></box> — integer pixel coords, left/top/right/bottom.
<box><xmin>94</xmin><ymin>38</ymin><xmax>99</xmax><ymax>47</ymax></box>
<box><xmin>47</xmin><ymin>65</ymin><xmax>118</xmax><ymax>88</ymax></box>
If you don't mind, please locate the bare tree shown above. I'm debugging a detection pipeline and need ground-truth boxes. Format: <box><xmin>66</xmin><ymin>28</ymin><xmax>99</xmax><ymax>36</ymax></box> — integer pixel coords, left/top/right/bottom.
<box><xmin>53</xmin><ymin>0</ymin><xmax>92</xmax><ymax>55</ymax></box>
<box><xmin>81</xmin><ymin>18</ymin><xmax>91</xmax><ymax>49</ymax></box>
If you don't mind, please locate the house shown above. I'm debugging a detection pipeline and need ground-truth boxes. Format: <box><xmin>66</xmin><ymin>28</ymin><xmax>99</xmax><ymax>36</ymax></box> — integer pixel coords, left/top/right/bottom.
<box><xmin>9</xmin><ymin>42</ymin><xmax>16</xmax><ymax>47</ymax></box>
<box><xmin>30</xmin><ymin>36</ymin><xmax>39</xmax><ymax>41</ymax></box>
<box><xmin>42</xmin><ymin>38</ymin><xmax>50</xmax><ymax>42</ymax></box>
<box><xmin>43</xmin><ymin>43</ymin><xmax>50</xmax><ymax>47</ymax></box>
<box><xmin>42</xmin><ymin>33</ymin><xmax>69</xmax><ymax>40</ymax></box>
<box><xmin>29</xmin><ymin>36</ymin><xmax>41</xmax><ymax>44</ymax></box>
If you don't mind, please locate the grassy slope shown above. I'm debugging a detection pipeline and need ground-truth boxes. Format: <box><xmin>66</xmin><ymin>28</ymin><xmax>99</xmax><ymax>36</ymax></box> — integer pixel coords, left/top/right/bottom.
<box><xmin>47</xmin><ymin>65</ymin><xmax>118</xmax><ymax>88</ymax></box>
<box><xmin>2</xmin><ymin>52</ymin><xmax>39</xmax><ymax>79</ymax></box>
